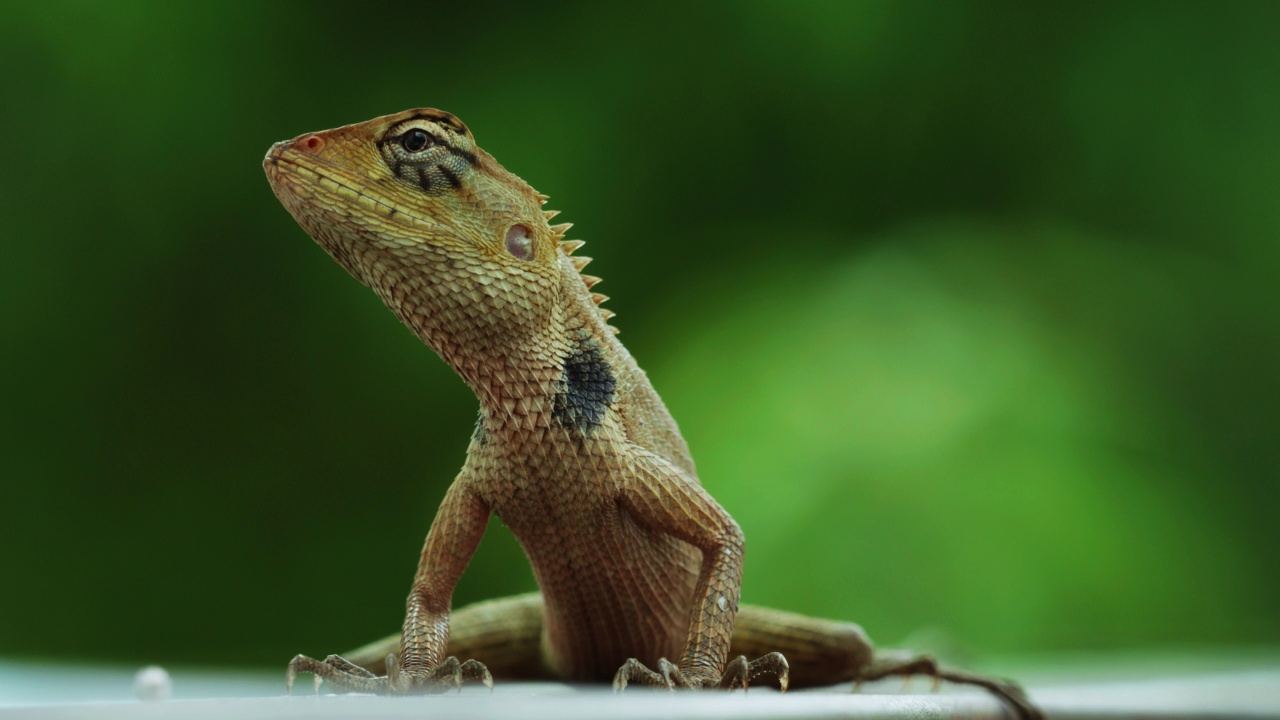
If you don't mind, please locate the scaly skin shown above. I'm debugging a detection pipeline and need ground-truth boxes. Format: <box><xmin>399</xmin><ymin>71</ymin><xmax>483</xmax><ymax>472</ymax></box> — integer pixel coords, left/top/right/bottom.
<box><xmin>263</xmin><ymin>109</ymin><xmax>1041</xmax><ymax>718</ymax></box>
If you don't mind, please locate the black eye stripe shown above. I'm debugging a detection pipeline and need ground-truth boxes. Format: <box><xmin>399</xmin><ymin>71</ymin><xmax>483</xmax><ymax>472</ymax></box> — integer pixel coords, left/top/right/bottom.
<box><xmin>381</xmin><ymin>121</ymin><xmax>478</xmax><ymax>168</ymax></box>
<box><xmin>378</xmin><ymin>121</ymin><xmax>476</xmax><ymax>194</ymax></box>
<box><xmin>437</xmin><ymin>164</ymin><xmax>461</xmax><ymax>190</ymax></box>
<box><xmin>444</xmin><ymin>145</ymin><xmax>477</xmax><ymax>166</ymax></box>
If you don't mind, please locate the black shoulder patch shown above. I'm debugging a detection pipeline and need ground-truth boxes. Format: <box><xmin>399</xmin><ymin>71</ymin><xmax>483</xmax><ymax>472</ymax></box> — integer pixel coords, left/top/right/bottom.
<box><xmin>552</xmin><ymin>332</ymin><xmax>616</xmax><ymax>432</ymax></box>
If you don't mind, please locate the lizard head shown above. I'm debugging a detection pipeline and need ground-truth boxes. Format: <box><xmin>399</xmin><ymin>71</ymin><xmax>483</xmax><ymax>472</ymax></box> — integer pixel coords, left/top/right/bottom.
<box><xmin>264</xmin><ymin>109</ymin><xmax>585</xmax><ymax>367</ymax></box>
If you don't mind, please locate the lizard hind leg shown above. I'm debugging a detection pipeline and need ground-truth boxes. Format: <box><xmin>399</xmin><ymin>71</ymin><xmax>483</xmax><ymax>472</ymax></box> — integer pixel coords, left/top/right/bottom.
<box><xmin>858</xmin><ymin>650</ymin><xmax>1042</xmax><ymax>720</ymax></box>
<box><xmin>728</xmin><ymin>605</ymin><xmax>1041</xmax><ymax>719</ymax></box>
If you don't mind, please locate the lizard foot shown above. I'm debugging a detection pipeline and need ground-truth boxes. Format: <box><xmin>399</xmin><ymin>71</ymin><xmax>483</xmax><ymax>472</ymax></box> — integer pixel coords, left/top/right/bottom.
<box><xmin>286</xmin><ymin>652</ymin><xmax>493</xmax><ymax>695</ymax></box>
<box><xmin>858</xmin><ymin>652</ymin><xmax>1042</xmax><ymax>720</ymax></box>
<box><xmin>612</xmin><ymin>653</ymin><xmax>789</xmax><ymax>693</ymax></box>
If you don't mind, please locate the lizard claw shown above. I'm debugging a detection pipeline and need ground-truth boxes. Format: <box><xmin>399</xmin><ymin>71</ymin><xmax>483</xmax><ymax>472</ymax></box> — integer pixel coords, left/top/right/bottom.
<box><xmin>285</xmin><ymin>651</ymin><xmax>491</xmax><ymax>695</ymax></box>
<box><xmin>742</xmin><ymin>652</ymin><xmax>789</xmax><ymax>693</ymax></box>
<box><xmin>287</xmin><ymin>653</ymin><xmax>387</xmax><ymax>695</ymax></box>
<box><xmin>657</xmin><ymin>658</ymin><xmax>682</xmax><ymax>690</ymax></box>
<box><xmin>285</xmin><ymin>655</ymin><xmax>300</xmax><ymax>696</ymax></box>
<box><xmin>614</xmin><ymin>658</ymin><xmax>662</xmax><ymax>691</ymax></box>
<box><xmin>718</xmin><ymin>653</ymin><xmax>789</xmax><ymax>693</ymax></box>
<box><xmin>719</xmin><ymin>655</ymin><xmax>750</xmax><ymax>691</ymax></box>
<box><xmin>612</xmin><ymin>653</ymin><xmax>789</xmax><ymax>693</ymax></box>
<box><xmin>614</xmin><ymin>657</ymin><xmax>684</xmax><ymax>690</ymax></box>
<box><xmin>463</xmin><ymin>659</ymin><xmax>495</xmax><ymax>692</ymax></box>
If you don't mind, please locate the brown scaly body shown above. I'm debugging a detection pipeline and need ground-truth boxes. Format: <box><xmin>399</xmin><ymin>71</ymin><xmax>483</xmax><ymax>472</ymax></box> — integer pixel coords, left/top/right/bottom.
<box><xmin>263</xmin><ymin>109</ymin><xmax>1040</xmax><ymax>718</ymax></box>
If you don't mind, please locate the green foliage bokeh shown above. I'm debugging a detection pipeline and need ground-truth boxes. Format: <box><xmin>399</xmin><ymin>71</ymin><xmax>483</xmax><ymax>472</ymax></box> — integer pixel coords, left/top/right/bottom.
<box><xmin>0</xmin><ymin>1</ymin><xmax>1276</xmax><ymax>667</ymax></box>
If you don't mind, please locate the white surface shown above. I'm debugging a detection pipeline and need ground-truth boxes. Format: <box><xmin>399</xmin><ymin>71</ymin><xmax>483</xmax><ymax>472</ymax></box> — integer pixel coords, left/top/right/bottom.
<box><xmin>2</xmin><ymin>660</ymin><xmax>1278</xmax><ymax>719</ymax></box>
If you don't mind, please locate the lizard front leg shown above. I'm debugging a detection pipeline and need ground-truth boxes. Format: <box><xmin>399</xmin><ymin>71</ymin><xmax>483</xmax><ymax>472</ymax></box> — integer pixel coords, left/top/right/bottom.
<box><xmin>287</xmin><ymin>475</ymin><xmax>495</xmax><ymax>695</ymax></box>
<box><xmin>611</xmin><ymin>451</ymin><xmax>789</xmax><ymax>692</ymax></box>
<box><xmin>339</xmin><ymin>592</ymin><xmax>550</xmax><ymax>680</ymax></box>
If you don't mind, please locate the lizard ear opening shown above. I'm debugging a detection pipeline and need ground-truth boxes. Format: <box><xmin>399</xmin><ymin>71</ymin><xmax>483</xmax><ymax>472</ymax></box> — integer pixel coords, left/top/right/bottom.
<box><xmin>505</xmin><ymin>224</ymin><xmax>533</xmax><ymax>260</ymax></box>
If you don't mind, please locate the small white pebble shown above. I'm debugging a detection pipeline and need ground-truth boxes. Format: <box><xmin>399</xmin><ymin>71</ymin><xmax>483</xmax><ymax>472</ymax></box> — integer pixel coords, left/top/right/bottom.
<box><xmin>134</xmin><ymin>665</ymin><xmax>172</xmax><ymax>701</ymax></box>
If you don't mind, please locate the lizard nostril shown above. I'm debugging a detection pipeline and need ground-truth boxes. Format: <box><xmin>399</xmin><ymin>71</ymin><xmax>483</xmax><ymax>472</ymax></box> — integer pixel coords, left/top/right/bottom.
<box><xmin>300</xmin><ymin>134</ymin><xmax>324</xmax><ymax>153</ymax></box>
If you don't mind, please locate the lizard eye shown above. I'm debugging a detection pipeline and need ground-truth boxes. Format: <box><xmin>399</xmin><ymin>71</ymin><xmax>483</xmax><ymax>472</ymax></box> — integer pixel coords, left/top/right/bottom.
<box><xmin>401</xmin><ymin>129</ymin><xmax>432</xmax><ymax>153</ymax></box>
<box><xmin>505</xmin><ymin>225</ymin><xmax>533</xmax><ymax>260</ymax></box>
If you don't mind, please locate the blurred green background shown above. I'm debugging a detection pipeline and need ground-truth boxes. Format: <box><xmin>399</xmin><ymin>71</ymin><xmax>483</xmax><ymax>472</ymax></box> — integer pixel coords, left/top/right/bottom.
<box><xmin>1</xmin><ymin>0</ymin><xmax>1277</xmax><ymax>671</ymax></box>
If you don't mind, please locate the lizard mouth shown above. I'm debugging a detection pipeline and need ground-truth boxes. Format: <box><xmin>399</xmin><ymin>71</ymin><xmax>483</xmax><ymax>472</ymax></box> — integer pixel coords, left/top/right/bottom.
<box><xmin>263</xmin><ymin>141</ymin><xmax>434</xmax><ymax>230</ymax></box>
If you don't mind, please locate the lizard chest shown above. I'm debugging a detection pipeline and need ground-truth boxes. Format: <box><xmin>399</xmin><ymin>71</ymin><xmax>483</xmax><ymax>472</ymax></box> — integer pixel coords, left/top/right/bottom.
<box><xmin>467</xmin><ymin>423</ymin><xmax>701</xmax><ymax>678</ymax></box>
<box><xmin>476</xmin><ymin>429</ymin><xmax>623</xmax><ymax>544</ymax></box>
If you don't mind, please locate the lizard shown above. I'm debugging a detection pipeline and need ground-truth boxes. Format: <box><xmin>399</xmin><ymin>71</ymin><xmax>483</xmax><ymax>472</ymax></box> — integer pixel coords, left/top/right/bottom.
<box><xmin>263</xmin><ymin>108</ymin><xmax>1041</xmax><ymax>719</ymax></box>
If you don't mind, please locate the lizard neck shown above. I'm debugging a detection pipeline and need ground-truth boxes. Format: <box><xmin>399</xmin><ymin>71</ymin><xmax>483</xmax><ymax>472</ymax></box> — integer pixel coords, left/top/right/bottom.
<box><xmin>403</xmin><ymin>262</ymin><xmax>613</xmax><ymax>436</ymax></box>
<box><xmin>453</xmin><ymin>338</ymin><xmax>562</xmax><ymax>433</ymax></box>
